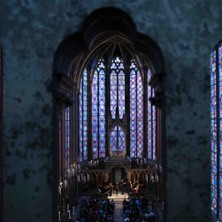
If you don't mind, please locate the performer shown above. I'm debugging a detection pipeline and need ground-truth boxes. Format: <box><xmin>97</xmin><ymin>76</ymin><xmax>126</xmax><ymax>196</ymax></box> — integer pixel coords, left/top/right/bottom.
<box><xmin>121</xmin><ymin>179</ymin><xmax>127</xmax><ymax>195</ymax></box>
<box><xmin>135</xmin><ymin>184</ymin><xmax>139</xmax><ymax>194</ymax></box>
<box><xmin>130</xmin><ymin>181</ymin><xmax>133</xmax><ymax>191</ymax></box>
<box><xmin>116</xmin><ymin>182</ymin><xmax>119</xmax><ymax>194</ymax></box>
<box><xmin>109</xmin><ymin>182</ymin><xmax>113</xmax><ymax>196</ymax></box>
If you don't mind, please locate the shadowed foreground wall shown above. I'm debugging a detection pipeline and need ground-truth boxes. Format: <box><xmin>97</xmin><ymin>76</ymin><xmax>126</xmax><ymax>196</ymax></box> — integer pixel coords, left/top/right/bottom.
<box><xmin>1</xmin><ymin>0</ymin><xmax>222</xmax><ymax>221</ymax></box>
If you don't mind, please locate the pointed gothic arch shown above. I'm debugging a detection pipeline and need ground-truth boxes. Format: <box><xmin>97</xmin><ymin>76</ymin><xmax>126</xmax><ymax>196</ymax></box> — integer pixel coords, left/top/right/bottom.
<box><xmin>54</xmin><ymin>7</ymin><xmax>165</xmax><ymax>217</ymax></box>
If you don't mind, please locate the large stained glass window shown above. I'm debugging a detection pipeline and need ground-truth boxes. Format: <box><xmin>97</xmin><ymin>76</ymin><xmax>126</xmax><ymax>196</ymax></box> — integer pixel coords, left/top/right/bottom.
<box><xmin>210</xmin><ymin>44</ymin><xmax>222</xmax><ymax>219</ymax></box>
<box><xmin>79</xmin><ymin>53</ymin><xmax>158</xmax><ymax>161</ymax></box>
<box><xmin>92</xmin><ymin>59</ymin><xmax>106</xmax><ymax>158</ymax></box>
<box><xmin>79</xmin><ymin>68</ymin><xmax>88</xmax><ymax>161</ymax></box>
<box><xmin>130</xmin><ymin>60</ymin><xmax>143</xmax><ymax>157</ymax></box>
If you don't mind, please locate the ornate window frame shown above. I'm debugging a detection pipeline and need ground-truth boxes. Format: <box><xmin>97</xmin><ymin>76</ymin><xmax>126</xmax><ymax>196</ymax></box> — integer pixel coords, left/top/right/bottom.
<box><xmin>54</xmin><ymin>7</ymin><xmax>165</xmax><ymax>205</ymax></box>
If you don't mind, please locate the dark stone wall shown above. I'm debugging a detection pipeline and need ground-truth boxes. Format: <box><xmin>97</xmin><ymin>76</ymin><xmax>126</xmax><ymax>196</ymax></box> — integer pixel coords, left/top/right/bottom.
<box><xmin>1</xmin><ymin>0</ymin><xmax>222</xmax><ymax>221</ymax></box>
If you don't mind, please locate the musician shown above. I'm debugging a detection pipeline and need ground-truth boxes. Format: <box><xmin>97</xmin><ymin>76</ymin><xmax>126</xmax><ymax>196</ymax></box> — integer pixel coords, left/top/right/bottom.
<box><xmin>120</xmin><ymin>179</ymin><xmax>127</xmax><ymax>194</ymax></box>
<box><xmin>109</xmin><ymin>182</ymin><xmax>113</xmax><ymax>196</ymax></box>
<box><xmin>135</xmin><ymin>184</ymin><xmax>139</xmax><ymax>194</ymax></box>
<box><xmin>130</xmin><ymin>181</ymin><xmax>133</xmax><ymax>191</ymax></box>
<box><xmin>115</xmin><ymin>182</ymin><xmax>119</xmax><ymax>194</ymax></box>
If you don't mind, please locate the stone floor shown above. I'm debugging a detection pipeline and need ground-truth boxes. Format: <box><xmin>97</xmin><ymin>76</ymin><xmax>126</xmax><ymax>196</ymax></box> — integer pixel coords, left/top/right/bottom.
<box><xmin>113</xmin><ymin>199</ymin><xmax>124</xmax><ymax>222</ymax></box>
<box><xmin>109</xmin><ymin>193</ymin><xmax>129</xmax><ymax>221</ymax></box>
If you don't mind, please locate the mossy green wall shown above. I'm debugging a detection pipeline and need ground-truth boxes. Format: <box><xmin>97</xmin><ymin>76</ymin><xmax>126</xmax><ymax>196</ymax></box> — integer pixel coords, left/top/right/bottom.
<box><xmin>1</xmin><ymin>0</ymin><xmax>222</xmax><ymax>221</ymax></box>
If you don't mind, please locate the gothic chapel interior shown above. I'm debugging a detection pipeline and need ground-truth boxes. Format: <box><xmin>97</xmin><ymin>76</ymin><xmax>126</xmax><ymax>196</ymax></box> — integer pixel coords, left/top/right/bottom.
<box><xmin>1</xmin><ymin>1</ymin><xmax>222</xmax><ymax>222</ymax></box>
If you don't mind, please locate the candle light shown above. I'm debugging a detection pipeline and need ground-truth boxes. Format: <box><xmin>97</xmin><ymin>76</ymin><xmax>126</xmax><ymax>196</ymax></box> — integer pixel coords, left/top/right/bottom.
<box><xmin>64</xmin><ymin>179</ymin><xmax>67</xmax><ymax>188</ymax></box>
<box><xmin>72</xmin><ymin>206</ymin><xmax>75</xmax><ymax>216</ymax></box>
<box><xmin>68</xmin><ymin>210</ymin><xmax>71</xmax><ymax>219</ymax></box>
<box><xmin>156</xmin><ymin>175</ymin><xmax>159</xmax><ymax>182</ymax></box>
<box><xmin>58</xmin><ymin>212</ymin><xmax>61</xmax><ymax>221</ymax></box>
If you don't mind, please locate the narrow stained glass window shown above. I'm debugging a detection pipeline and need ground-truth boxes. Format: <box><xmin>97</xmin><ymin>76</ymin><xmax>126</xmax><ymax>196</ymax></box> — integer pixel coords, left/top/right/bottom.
<box><xmin>210</xmin><ymin>49</ymin><xmax>218</xmax><ymax>216</ymax></box>
<box><xmin>219</xmin><ymin>46</ymin><xmax>222</xmax><ymax>218</ymax></box>
<box><xmin>130</xmin><ymin>59</ymin><xmax>143</xmax><ymax>157</ymax></box>
<box><xmin>79</xmin><ymin>68</ymin><xmax>88</xmax><ymax>161</ymax></box>
<box><xmin>147</xmin><ymin>69</ymin><xmax>152</xmax><ymax>159</ymax></box>
<box><xmin>65</xmin><ymin>106</ymin><xmax>70</xmax><ymax>168</ymax></box>
<box><xmin>152</xmin><ymin>89</ymin><xmax>157</xmax><ymax>160</ymax></box>
<box><xmin>147</xmin><ymin>69</ymin><xmax>156</xmax><ymax>160</ymax></box>
<box><xmin>110</xmin><ymin>57</ymin><xmax>125</xmax><ymax>119</ymax></box>
<box><xmin>92</xmin><ymin>59</ymin><xmax>106</xmax><ymax>158</ymax></box>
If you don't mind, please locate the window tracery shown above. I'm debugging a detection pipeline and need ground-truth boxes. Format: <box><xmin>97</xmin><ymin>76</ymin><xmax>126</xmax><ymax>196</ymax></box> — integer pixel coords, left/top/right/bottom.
<box><xmin>78</xmin><ymin>45</ymin><xmax>158</xmax><ymax>159</ymax></box>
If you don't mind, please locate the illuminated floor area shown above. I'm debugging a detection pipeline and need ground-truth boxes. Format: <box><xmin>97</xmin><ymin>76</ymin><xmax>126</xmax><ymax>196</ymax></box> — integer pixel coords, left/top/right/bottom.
<box><xmin>108</xmin><ymin>192</ymin><xmax>129</xmax><ymax>200</ymax></box>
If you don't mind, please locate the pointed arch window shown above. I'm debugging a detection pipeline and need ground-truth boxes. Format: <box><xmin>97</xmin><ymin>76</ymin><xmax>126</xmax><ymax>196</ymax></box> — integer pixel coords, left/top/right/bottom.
<box><xmin>91</xmin><ymin>59</ymin><xmax>106</xmax><ymax>158</ymax></box>
<box><xmin>55</xmin><ymin>8</ymin><xmax>164</xmax><ymax>213</ymax></box>
<box><xmin>79</xmin><ymin>68</ymin><xmax>88</xmax><ymax>161</ymax></box>
<box><xmin>110</xmin><ymin>57</ymin><xmax>125</xmax><ymax>119</ymax></box>
<box><xmin>130</xmin><ymin>59</ymin><xmax>144</xmax><ymax>157</ymax></box>
<box><xmin>75</xmin><ymin>31</ymin><xmax>162</xmax><ymax>161</ymax></box>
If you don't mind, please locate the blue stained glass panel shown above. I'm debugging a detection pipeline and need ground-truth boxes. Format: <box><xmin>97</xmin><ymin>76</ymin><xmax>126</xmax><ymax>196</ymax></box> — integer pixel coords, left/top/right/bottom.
<box><xmin>147</xmin><ymin>69</ymin><xmax>152</xmax><ymax>159</ymax></box>
<box><xmin>210</xmin><ymin>50</ymin><xmax>217</xmax><ymax>215</ymax></box>
<box><xmin>110</xmin><ymin>57</ymin><xmax>125</xmax><ymax>119</ymax></box>
<box><xmin>137</xmin><ymin>73</ymin><xmax>143</xmax><ymax>158</ymax></box>
<box><xmin>130</xmin><ymin>59</ymin><xmax>143</xmax><ymax>158</ymax></box>
<box><xmin>130</xmin><ymin>68</ymin><xmax>137</xmax><ymax>157</ymax></box>
<box><xmin>79</xmin><ymin>68</ymin><xmax>88</xmax><ymax>161</ymax></box>
<box><xmin>219</xmin><ymin>46</ymin><xmax>222</xmax><ymax>218</ymax></box>
<box><xmin>110</xmin><ymin>125</ymin><xmax>125</xmax><ymax>152</ymax></box>
<box><xmin>91</xmin><ymin>59</ymin><xmax>106</xmax><ymax>158</ymax></box>
<box><xmin>79</xmin><ymin>82</ymin><xmax>83</xmax><ymax>161</ymax></box>
<box><xmin>110</xmin><ymin>70</ymin><xmax>117</xmax><ymax>119</ymax></box>
<box><xmin>118</xmin><ymin>70</ymin><xmax>125</xmax><ymax>119</ymax></box>
<box><xmin>99</xmin><ymin>66</ymin><xmax>106</xmax><ymax>158</ymax></box>
<box><xmin>65</xmin><ymin>106</ymin><xmax>70</xmax><ymax>168</ymax></box>
<box><xmin>152</xmin><ymin>89</ymin><xmax>156</xmax><ymax>160</ymax></box>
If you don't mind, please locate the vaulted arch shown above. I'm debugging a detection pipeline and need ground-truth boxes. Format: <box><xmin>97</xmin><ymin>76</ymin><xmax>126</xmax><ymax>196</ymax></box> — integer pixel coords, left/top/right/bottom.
<box><xmin>54</xmin><ymin>7</ymin><xmax>165</xmax><ymax>218</ymax></box>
